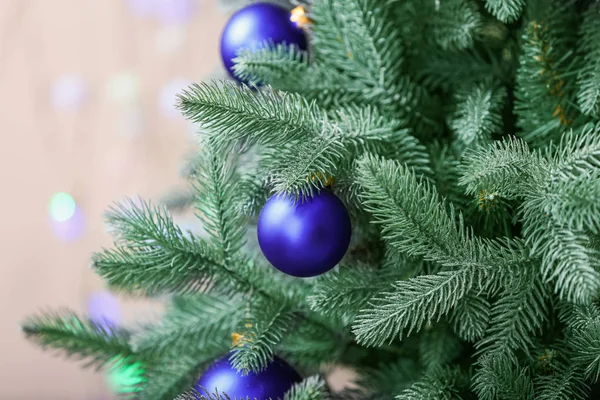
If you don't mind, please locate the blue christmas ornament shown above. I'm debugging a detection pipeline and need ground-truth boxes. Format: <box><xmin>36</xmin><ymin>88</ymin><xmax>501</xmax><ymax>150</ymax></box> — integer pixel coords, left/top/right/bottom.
<box><xmin>220</xmin><ymin>2</ymin><xmax>307</xmax><ymax>82</ymax></box>
<box><xmin>196</xmin><ymin>355</ymin><xmax>301</xmax><ymax>400</ymax></box>
<box><xmin>257</xmin><ymin>189</ymin><xmax>351</xmax><ymax>278</ymax></box>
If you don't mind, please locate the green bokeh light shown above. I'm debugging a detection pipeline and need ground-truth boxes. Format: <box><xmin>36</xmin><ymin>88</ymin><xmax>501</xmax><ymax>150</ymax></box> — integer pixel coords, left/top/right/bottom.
<box><xmin>106</xmin><ymin>357</ymin><xmax>146</xmax><ymax>394</ymax></box>
<box><xmin>49</xmin><ymin>192</ymin><xmax>76</xmax><ymax>222</ymax></box>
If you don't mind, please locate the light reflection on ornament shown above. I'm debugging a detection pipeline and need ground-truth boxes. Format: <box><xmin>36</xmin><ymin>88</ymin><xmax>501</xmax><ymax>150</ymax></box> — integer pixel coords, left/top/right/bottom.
<box><xmin>51</xmin><ymin>74</ymin><xmax>87</xmax><ymax>111</ymax></box>
<box><xmin>159</xmin><ymin>78</ymin><xmax>192</xmax><ymax>118</ymax></box>
<box><xmin>88</xmin><ymin>291</ymin><xmax>121</xmax><ymax>333</ymax></box>
<box><xmin>49</xmin><ymin>192</ymin><xmax>76</xmax><ymax>222</ymax></box>
<box><xmin>50</xmin><ymin>205</ymin><xmax>86</xmax><ymax>242</ymax></box>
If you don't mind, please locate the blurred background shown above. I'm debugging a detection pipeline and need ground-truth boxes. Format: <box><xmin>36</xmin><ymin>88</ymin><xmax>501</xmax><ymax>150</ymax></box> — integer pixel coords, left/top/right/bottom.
<box><xmin>0</xmin><ymin>0</ymin><xmax>228</xmax><ymax>398</ymax></box>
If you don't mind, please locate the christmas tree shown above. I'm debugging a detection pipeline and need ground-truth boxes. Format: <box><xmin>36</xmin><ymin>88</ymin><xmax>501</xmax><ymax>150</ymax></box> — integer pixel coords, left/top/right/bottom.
<box><xmin>22</xmin><ymin>0</ymin><xmax>600</xmax><ymax>398</ymax></box>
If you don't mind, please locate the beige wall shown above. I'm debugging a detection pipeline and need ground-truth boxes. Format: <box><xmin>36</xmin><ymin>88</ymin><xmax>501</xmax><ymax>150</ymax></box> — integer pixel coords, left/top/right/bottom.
<box><xmin>0</xmin><ymin>1</ymin><xmax>227</xmax><ymax>398</ymax></box>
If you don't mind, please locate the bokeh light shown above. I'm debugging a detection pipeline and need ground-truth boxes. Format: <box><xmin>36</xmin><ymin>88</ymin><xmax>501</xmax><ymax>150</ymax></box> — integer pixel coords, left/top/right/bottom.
<box><xmin>106</xmin><ymin>358</ymin><xmax>146</xmax><ymax>394</ymax></box>
<box><xmin>107</xmin><ymin>72</ymin><xmax>141</xmax><ymax>107</ymax></box>
<box><xmin>50</xmin><ymin>205</ymin><xmax>86</xmax><ymax>242</ymax></box>
<box><xmin>119</xmin><ymin>109</ymin><xmax>145</xmax><ymax>138</ymax></box>
<box><xmin>154</xmin><ymin>0</ymin><xmax>196</xmax><ymax>24</ymax></box>
<box><xmin>155</xmin><ymin>25</ymin><xmax>186</xmax><ymax>54</ymax></box>
<box><xmin>125</xmin><ymin>0</ymin><xmax>156</xmax><ymax>18</ymax></box>
<box><xmin>51</xmin><ymin>74</ymin><xmax>87</xmax><ymax>111</ymax></box>
<box><xmin>88</xmin><ymin>291</ymin><xmax>121</xmax><ymax>332</ymax></box>
<box><xmin>159</xmin><ymin>78</ymin><xmax>192</xmax><ymax>118</ymax></box>
<box><xmin>49</xmin><ymin>192</ymin><xmax>76</xmax><ymax>222</ymax></box>
<box><xmin>126</xmin><ymin>0</ymin><xmax>197</xmax><ymax>24</ymax></box>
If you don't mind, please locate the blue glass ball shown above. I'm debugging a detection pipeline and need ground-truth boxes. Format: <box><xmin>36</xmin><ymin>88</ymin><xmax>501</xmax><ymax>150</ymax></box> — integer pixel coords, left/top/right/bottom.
<box><xmin>257</xmin><ymin>190</ymin><xmax>352</xmax><ymax>278</ymax></box>
<box><xmin>220</xmin><ymin>2</ymin><xmax>307</xmax><ymax>82</ymax></box>
<box><xmin>196</xmin><ymin>355</ymin><xmax>301</xmax><ymax>400</ymax></box>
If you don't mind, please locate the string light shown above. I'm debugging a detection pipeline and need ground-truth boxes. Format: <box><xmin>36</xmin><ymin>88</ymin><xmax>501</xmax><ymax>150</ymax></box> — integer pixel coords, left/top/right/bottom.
<box><xmin>49</xmin><ymin>192</ymin><xmax>76</xmax><ymax>222</ymax></box>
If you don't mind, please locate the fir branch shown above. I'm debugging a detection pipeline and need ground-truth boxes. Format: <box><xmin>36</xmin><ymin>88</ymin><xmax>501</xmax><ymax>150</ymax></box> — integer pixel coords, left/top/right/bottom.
<box><xmin>388</xmin><ymin>76</ymin><xmax>441</xmax><ymax>134</ymax></box>
<box><xmin>22</xmin><ymin>310</ymin><xmax>136</xmax><ymax>370</ymax></box>
<box><xmin>267</xmin><ymin>106</ymin><xmax>431</xmax><ymax>197</ymax></box>
<box><xmin>236</xmin><ymin>171</ymin><xmax>270</xmax><ymax>217</ymax></box>
<box><xmin>106</xmin><ymin>357</ymin><xmax>147</xmax><ymax>397</ymax></box>
<box><xmin>428</xmin><ymin>142</ymin><xmax>470</xmax><ymax>212</ymax></box>
<box><xmin>548</xmin><ymin>123</ymin><xmax>600</xmax><ymax>180</ymax></box>
<box><xmin>232</xmin><ymin>43</ymin><xmax>363</xmax><ymax>109</ymax></box>
<box><xmin>177</xmin><ymin>81</ymin><xmax>326</xmax><ymax>150</ymax></box>
<box><xmin>312</xmin><ymin>0</ymin><xmax>403</xmax><ymax>87</ymax></box>
<box><xmin>133</xmin><ymin>294</ymin><xmax>240</xmax><ymax>356</ymax></box>
<box><xmin>160</xmin><ymin>188</ymin><xmax>194</xmax><ymax>212</ymax></box>
<box><xmin>412</xmin><ymin>47</ymin><xmax>510</xmax><ymax>92</ymax></box>
<box><xmin>561</xmin><ymin>302</ymin><xmax>600</xmax><ymax>331</ymax></box>
<box><xmin>267</xmin><ymin>133</ymin><xmax>347</xmax><ymax>197</ymax></box>
<box><xmin>514</xmin><ymin>1</ymin><xmax>578</xmax><ymax>147</ymax></box>
<box><xmin>192</xmin><ymin>142</ymin><xmax>247</xmax><ymax>259</ymax></box>
<box><xmin>353</xmin><ymin>268</ymin><xmax>481</xmax><ymax>346</ymax></box>
<box><xmin>311</xmin><ymin>0</ymin><xmax>442</xmax><ymax>130</ymax></box>
<box><xmin>140</xmin><ymin>348</ymin><xmax>224</xmax><ymax>400</ymax></box>
<box><xmin>333</xmin><ymin>107</ymin><xmax>432</xmax><ymax>177</ymax></box>
<box><xmin>451</xmin><ymin>82</ymin><xmax>506</xmax><ymax>153</ymax></box>
<box><xmin>534</xmin><ymin>362</ymin><xmax>589</xmax><ymax>400</ymax></box>
<box><xmin>178</xmin><ymin>382</ymin><xmax>327</xmax><ymax>400</ymax></box>
<box><xmin>396</xmin><ymin>365</ymin><xmax>469</xmax><ymax>400</ymax></box>
<box><xmin>484</xmin><ymin>0</ymin><xmax>525</xmax><ymax>23</ymax></box>
<box><xmin>570</xmin><ymin>318</ymin><xmax>600</xmax><ymax>382</ymax></box>
<box><xmin>355</xmin><ymin>153</ymin><xmax>467</xmax><ymax>262</ymax></box>
<box><xmin>418</xmin><ymin>327</ymin><xmax>462</xmax><ymax>371</ymax></box>
<box><xmin>472</xmin><ymin>353</ymin><xmax>535</xmax><ymax>400</ymax></box>
<box><xmin>231</xmin><ymin>298</ymin><xmax>295</xmax><ymax>374</ymax></box>
<box><xmin>176</xmin><ymin>388</ymin><xmax>234</xmax><ymax>400</ymax></box>
<box><xmin>449</xmin><ymin>293</ymin><xmax>491</xmax><ymax>342</ymax></box>
<box><xmin>357</xmin><ymin>358</ymin><xmax>421</xmax><ymax>397</ymax></box>
<box><xmin>522</xmin><ymin>208</ymin><xmax>600</xmax><ymax>304</ymax></box>
<box><xmin>352</xmin><ymin>154</ymin><xmax>527</xmax><ymax>346</ymax></box>
<box><xmin>232</xmin><ymin>43</ymin><xmax>311</xmax><ymax>88</ymax></box>
<box><xmin>462</xmin><ymin>130</ymin><xmax>600</xmax><ymax>302</ymax></box>
<box><xmin>93</xmin><ymin>200</ymin><xmax>232</xmax><ymax>295</ymax></box>
<box><xmin>97</xmin><ymin>202</ymin><xmax>296</xmax><ymax>304</ymax></box>
<box><xmin>236</xmin><ymin>257</ymin><xmax>316</xmax><ymax>308</ymax></box>
<box><xmin>538</xmin><ymin>172</ymin><xmax>600</xmax><ymax>234</ymax></box>
<box><xmin>355</xmin><ymin>153</ymin><xmax>527</xmax><ymax>269</ymax></box>
<box><xmin>284</xmin><ymin>376</ymin><xmax>330</xmax><ymax>400</ymax></box>
<box><xmin>459</xmin><ymin>136</ymin><xmax>548</xmax><ymax>200</ymax></box>
<box><xmin>577</xmin><ymin>3</ymin><xmax>600</xmax><ymax>116</ymax></box>
<box><xmin>279</xmin><ymin>321</ymin><xmax>346</xmax><ymax>370</ymax></box>
<box><xmin>308</xmin><ymin>264</ymin><xmax>401</xmax><ymax>323</ymax></box>
<box><xmin>476</xmin><ymin>269</ymin><xmax>550</xmax><ymax>356</ymax></box>
<box><xmin>429</xmin><ymin>0</ymin><xmax>483</xmax><ymax>51</ymax></box>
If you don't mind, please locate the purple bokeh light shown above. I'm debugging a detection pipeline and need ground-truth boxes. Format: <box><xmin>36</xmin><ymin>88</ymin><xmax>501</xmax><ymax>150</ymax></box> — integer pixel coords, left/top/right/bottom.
<box><xmin>126</xmin><ymin>0</ymin><xmax>197</xmax><ymax>24</ymax></box>
<box><xmin>159</xmin><ymin>78</ymin><xmax>192</xmax><ymax>118</ymax></box>
<box><xmin>50</xmin><ymin>205</ymin><xmax>86</xmax><ymax>242</ymax></box>
<box><xmin>51</xmin><ymin>74</ymin><xmax>88</xmax><ymax>111</ymax></box>
<box><xmin>88</xmin><ymin>291</ymin><xmax>122</xmax><ymax>332</ymax></box>
<box><xmin>125</xmin><ymin>0</ymin><xmax>157</xmax><ymax>17</ymax></box>
<box><xmin>154</xmin><ymin>0</ymin><xmax>196</xmax><ymax>24</ymax></box>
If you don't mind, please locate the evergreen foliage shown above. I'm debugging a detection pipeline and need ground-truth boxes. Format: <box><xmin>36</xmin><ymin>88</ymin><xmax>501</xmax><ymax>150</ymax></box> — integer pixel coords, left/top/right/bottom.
<box><xmin>22</xmin><ymin>0</ymin><xmax>600</xmax><ymax>399</ymax></box>
<box><xmin>577</xmin><ymin>2</ymin><xmax>600</xmax><ymax>117</ymax></box>
<box><xmin>22</xmin><ymin>311</ymin><xmax>139</xmax><ymax>370</ymax></box>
